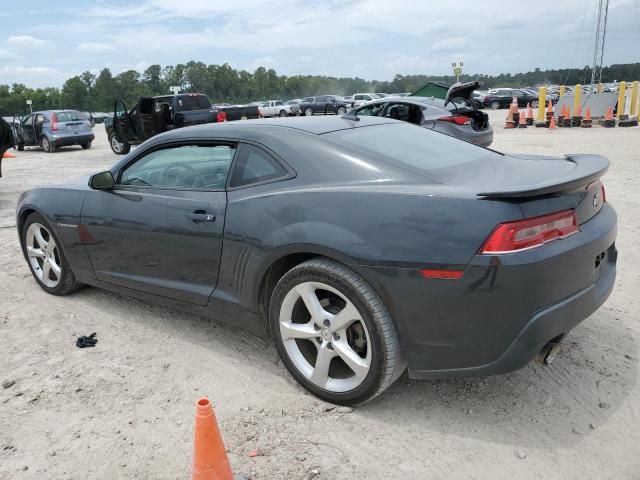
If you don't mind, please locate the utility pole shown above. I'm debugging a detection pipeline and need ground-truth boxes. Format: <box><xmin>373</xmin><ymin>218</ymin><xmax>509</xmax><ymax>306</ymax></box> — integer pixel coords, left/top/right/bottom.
<box><xmin>590</xmin><ymin>0</ymin><xmax>609</xmax><ymax>88</ymax></box>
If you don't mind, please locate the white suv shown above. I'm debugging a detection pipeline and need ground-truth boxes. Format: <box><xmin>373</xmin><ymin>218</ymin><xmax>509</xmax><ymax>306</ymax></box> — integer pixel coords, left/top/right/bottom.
<box><xmin>351</xmin><ymin>93</ymin><xmax>381</xmax><ymax>108</ymax></box>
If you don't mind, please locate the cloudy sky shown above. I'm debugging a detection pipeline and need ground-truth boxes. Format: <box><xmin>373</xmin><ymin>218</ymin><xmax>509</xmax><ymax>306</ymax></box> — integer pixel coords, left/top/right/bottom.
<box><xmin>1</xmin><ymin>0</ymin><xmax>638</xmax><ymax>88</ymax></box>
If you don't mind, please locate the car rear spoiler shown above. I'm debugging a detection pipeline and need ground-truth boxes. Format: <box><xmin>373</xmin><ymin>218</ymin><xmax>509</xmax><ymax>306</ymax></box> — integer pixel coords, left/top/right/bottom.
<box><xmin>477</xmin><ymin>154</ymin><xmax>610</xmax><ymax>198</ymax></box>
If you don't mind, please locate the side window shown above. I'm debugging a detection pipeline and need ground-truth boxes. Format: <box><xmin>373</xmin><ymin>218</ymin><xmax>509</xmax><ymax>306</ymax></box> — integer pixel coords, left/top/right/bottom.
<box><xmin>354</xmin><ymin>95</ymin><xmax>363</xmax><ymax>100</ymax></box>
<box><xmin>23</xmin><ymin>115</ymin><xmax>34</xmax><ymax>127</ymax></box>
<box><xmin>316</xmin><ymin>96</ymin><xmax>327</xmax><ymax>102</ymax></box>
<box><xmin>229</xmin><ymin>144</ymin><xmax>288</xmax><ymax>188</ymax></box>
<box><xmin>356</xmin><ymin>103</ymin><xmax>385</xmax><ymax>116</ymax></box>
<box><xmin>119</xmin><ymin>144</ymin><xmax>235</xmax><ymax>189</ymax></box>
<box><xmin>275</xmin><ymin>101</ymin><xmax>283</xmax><ymax>106</ymax></box>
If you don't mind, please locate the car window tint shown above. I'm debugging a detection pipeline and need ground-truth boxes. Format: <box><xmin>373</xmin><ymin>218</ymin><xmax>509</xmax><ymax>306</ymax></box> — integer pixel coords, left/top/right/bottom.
<box><xmin>23</xmin><ymin>115</ymin><xmax>33</xmax><ymax>127</ymax></box>
<box><xmin>356</xmin><ymin>103</ymin><xmax>385</xmax><ymax>116</ymax></box>
<box><xmin>326</xmin><ymin>123</ymin><xmax>498</xmax><ymax>176</ymax></box>
<box><xmin>229</xmin><ymin>144</ymin><xmax>288</xmax><ymax>188</ymax></box>
<box><xmin>57</xmin><ymin>111</ymin><xmax>86</xmax><ymax>122</ymax></box>
<box><xmin>120</xmin><ymin>144</ymin><xmax>235</xmax><ymax>189</ymax></box>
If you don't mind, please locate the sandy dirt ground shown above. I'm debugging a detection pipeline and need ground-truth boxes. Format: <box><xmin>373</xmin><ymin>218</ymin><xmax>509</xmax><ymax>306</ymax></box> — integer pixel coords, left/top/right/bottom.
<box><xmin>1</xmin><ymin>111</ymin><xmax>639</xmax><ymax>479</ymax></box>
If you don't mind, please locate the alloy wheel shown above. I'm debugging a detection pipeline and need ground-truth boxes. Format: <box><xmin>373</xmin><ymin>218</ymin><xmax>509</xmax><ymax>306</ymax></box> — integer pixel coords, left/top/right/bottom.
<box><xmin>279</xmin><ymin>281</ymin><xmax>371</xmax><ymax>392</ymax></box>
<box><xmin>26</xmin><ymin>223</ymin><xmax>61</xmax><ymax>288</ymax></box>
<box><xmin>305</xmin><ymin>108</ymin><xmax>313</xmax><ymax>116</ymax></box>
<box><xmin>111</xmin><ymin>135</ymin><xmax>124</xmax><ymax>153</ymax></box>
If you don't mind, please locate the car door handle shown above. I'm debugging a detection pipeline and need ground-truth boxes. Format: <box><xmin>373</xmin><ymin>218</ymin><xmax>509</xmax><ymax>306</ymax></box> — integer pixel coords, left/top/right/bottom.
<box><xmin>188</xmin><ymin>213</ymin><xmax>216</xmax><ymax>223</ymax></box>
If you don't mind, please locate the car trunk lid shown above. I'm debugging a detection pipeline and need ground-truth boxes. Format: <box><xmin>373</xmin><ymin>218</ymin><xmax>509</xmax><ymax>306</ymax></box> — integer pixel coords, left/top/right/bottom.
<box><xmin>442</xmin><ymin>81</ymin><xmax>489</xmax><ymax>131</ymax></box>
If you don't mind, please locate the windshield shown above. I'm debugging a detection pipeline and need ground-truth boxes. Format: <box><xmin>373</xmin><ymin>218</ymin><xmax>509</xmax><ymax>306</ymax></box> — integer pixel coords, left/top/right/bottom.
<box><xmin>56</xmin><ymin>111</ymin><xmax>86</xmax><ymax>122</ymax></box>
<box><xmin>175</xmin><ymin>95</ymin><xmax>211</xmax><ymax>111</ymax></box>
<box><xmin>325</xmin><ymin>123</ymin><xmax>499</xmax><ymax>179</ymax></box>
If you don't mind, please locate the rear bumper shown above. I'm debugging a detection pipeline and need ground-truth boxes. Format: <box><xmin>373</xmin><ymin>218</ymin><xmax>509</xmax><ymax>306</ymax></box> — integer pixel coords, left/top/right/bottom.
<box><xmin>51</xmin><ymin>134</ymin><xmax>94</xmax><ymax>147</ymax></box>
<box><xmin>361</xmin><ymin>204</ymin><xmax>617</xmax><ymax>379</ymax></box>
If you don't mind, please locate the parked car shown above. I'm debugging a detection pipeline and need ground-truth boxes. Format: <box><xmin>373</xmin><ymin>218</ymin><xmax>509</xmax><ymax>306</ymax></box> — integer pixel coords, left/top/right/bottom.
<box><xmin>298</xmin><ymin>95</ymin><xmax>350</xmax><ymax>116</ymax></box>
<box><xmin>104</xmin><ymin>93</ymin><xmax>261</xmax><ymax>155</ymax></box>
<box><xmin>482</xmin><ymin>89</ymin><xmax>539</xmax><ymax>109</ymax></box>
<box><xmin>351</xmin><ymin>93</ymin><xmax>382</xmax><ymax>107</ymax></box>
<box><xmin>260</xmin><ymin>100</ymin><xmax>300</xmax><ymax>117</ymax></box>
<box><xmin>13</xmin><ymin>110</ymin><xmax>94</xmax><ymax>153</ymax></box>
<box><xmin>390</xmin><ymin>93</ymin><xmax>410</xmax><ymax>97</ymax></box>
<box><xmin>348</xmin><ymin>82</ymin><xmax>493</xmax><ymax>147</ymax></box>
<box><xmin>16</xmin><ymin>115</ymin><xmax>617</xmax><ymax>405</ymax></box>
<box><xmin>0</xmin><ymin>116</ymin><xmax>14</xmax><ymax>177</ymax></box>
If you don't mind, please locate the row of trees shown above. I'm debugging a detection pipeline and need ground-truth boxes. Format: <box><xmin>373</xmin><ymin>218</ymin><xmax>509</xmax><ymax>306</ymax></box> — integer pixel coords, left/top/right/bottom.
<box><xmin>2</xmin><ymin>62</ymin><xmax>639</xmax><ymax>116</ymax></box>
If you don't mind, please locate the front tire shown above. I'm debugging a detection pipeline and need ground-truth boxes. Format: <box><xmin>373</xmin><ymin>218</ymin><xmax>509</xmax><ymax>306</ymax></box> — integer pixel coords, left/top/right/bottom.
<box><xmin>109</xmin><ymin>132</ymin><xmax>130</xmax><ymax>155</ymax></box>
<box><xmin>490</xmin><ymin>101</ymin><xmax>500</xmax><ymax>110</ymax></box>
<box><xmin>21</xmin><ymin>213</ymin><xmax>82</xmax><ymax>296</ymax></box>
<box><xmin>304</xmin><ymin>108</ymin><xmax>313</xmax><ymax>117</ymax></box>
<box><xmin>270</xmin><ymin>258</ymin><xmax>405</xmax><ymax>405</ymax></box>
<box><xmin>337</xmin><ymin>106</ymin><xmax>347</xmax><ymax>115</ymax></box>
<box><xmin>81</xmin><ymin>142</ymin><xmax>92</xmax><ymax>150</ymax></box>
<box><xmin>279</xmin><ymin>110</ymin><xmax>288</xmax><ymax>117</ymax></box>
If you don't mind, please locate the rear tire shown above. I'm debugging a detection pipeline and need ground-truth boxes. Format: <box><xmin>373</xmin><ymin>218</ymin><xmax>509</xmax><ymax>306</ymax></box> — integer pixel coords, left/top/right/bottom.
<box><xmin>490</xmin><ymin>101</ymin><xmax>500</xmax><ymax>110</ymax></box>
<box><xmin>81</xmin><ymin>142</ymin><xmax>92</xmax><ymax>150</ymax></box>
<box><xmin>41</xmin><ymin>136</ymin><xmax>55</xmax><ymax>153</ymax></box>
<box><xmin>279</xmin><ymin>110</ymin><xmax>288</xmax><ymax>117</ymax></box>
<box><xmin>21</xmin><ymin>212</ymin><xmax>83</xmax><ymax>296</ymax></box>
<box><xmin>270</xmin><ymin>258</ymin><xmax>405</xmax><ymax>405</ymax></box>
<box><xmin>109</xmin><ymin>132</ymin><xmax>130</xmax><ymax>155</ymax></box>
<box><xmin>304</xmin><ymin>108</ymin><xmax>313</xmax><ymax>117</ymax></box>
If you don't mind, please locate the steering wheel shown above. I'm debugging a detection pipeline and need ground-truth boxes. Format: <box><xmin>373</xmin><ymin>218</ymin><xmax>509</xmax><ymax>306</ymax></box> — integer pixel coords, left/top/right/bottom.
<box><xmin>161</xmin><ymin>162</ymin><xmax>203</xmax><ymax>187</ymax></box>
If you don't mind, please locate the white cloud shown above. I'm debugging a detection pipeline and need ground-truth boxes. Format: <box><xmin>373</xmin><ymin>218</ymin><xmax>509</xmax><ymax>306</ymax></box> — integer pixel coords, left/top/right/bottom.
<box><xmin>6</xmin><ymin>35</ymin><xmax>48</xmax><ymax>48</ymax></box>
<box><xmin>78</xmin><ymin>42</ymin><xmax>115</xmax><ymax>54</ymax></box>
<box><xmin>0</xmin><ymin>48</ymin><xmax>19</xmax><ymax>59</ymax></box>
<box><xmin>0</xmin><ymin>66</ymin><xmax>67</xmax><ymax>87</ymax></box>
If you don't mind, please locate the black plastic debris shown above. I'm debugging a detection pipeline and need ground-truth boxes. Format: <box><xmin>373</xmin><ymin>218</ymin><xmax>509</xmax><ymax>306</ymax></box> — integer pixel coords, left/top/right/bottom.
<box><xmin>76</xmin><ymin>333</ymin><xmax>98</xmax><ymax>348</ymax></box>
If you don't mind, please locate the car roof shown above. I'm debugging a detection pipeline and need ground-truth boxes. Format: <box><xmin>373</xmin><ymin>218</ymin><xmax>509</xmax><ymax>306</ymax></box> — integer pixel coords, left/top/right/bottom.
<box><xmin>154</xmin><ymin>115</ymin><xmax>397</xmax><ymax>140</ymax></box>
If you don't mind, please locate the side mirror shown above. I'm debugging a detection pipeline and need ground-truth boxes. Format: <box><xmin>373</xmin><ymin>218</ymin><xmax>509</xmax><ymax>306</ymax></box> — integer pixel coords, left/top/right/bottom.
<box><xmin>90</xmin><ymin>171</ymin><xmax>115</xmax><ymax>190</ymax></box>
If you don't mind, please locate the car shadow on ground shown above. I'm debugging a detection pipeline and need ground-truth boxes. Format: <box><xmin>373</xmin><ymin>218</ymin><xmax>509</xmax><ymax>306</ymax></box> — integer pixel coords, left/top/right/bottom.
<box><xmin>74</xmin><ymin>286</ymin><xmax>636</xmax><ymax>451</ymax></box>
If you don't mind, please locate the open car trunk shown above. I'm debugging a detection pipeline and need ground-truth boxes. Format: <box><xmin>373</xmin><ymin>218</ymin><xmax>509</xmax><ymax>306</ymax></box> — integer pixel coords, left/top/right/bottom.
<box><xmin>444</xmin><ymin>81</ymin><xmax>489</xmax><ymax>131</ymax></box>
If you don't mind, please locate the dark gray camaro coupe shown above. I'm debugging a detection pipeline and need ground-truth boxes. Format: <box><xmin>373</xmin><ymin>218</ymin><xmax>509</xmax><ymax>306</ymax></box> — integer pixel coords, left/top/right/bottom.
<box><xmin>16</xmin><ymin>116</ymin><xmax>617</xmax><ymax>405</ymax></box>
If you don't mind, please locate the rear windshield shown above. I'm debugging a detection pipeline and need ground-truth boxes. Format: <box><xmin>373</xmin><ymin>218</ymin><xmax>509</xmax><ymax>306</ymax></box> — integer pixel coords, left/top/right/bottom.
<box><xmin>56</xmin><ymin>111</ymin><xmax>86</xmax><ymax>122</ymax></box>
<box><xmin>175</xmin><ymin>95</ymin><xmax>211</xmax><ymax>111</ymax></box>
<box><xmin>325</xmin><ymin>123</ymin><xmax>499</xmax><ymax>175</ymax></box>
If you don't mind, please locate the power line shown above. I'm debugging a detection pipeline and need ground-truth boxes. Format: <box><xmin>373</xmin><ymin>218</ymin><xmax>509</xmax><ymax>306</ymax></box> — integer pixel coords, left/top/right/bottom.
<box><xmin>590</xmin><ymin>0</ymin><xmax>610</xmax><ymax>87</ymax></box>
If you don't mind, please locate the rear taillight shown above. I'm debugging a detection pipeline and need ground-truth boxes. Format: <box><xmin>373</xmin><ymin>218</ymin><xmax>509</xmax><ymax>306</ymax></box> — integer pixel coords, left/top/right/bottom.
<box><xmin>481</xmin><ymin>210</ymin><xmax>578</xmax><ymax>254</ymax></box>
<box><xmin>216</xmin><ymin>111</ymin><xmax>227</xmax><ymax>122</ymax></box>
<box><xmin>438</xmin><ymin>115</ymin><xmax>470</xmax><ymax>125</ymax></box>
<box><xmin>51</xmin><ymin>112</ymin><xmax>58</xmax><ymax>131</ymax></box>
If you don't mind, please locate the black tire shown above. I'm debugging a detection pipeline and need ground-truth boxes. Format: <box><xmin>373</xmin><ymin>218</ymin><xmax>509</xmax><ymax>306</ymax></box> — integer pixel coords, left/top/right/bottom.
<box><xmin>17</xmin><ymin>143</ymin><xmax>24</xmax><ymax>151</ymax></box>
<box><xmin>109</xmin><ymin>132</ymin><xmax>130</xmax><ymax>155</ymax></box>
<box><xmin>270</xmin><ymin>258</ymin><xmax>405</xmax><ymax>405</ymax></box>
<box><xmin>304</xmin><ymin>108</ymin><xmax>313</xmax><ymax>117</ymax></box>
<box><xmin>490</xmin><ymin>101</ymin><xmax>500</xmax><ymax>110</ymax></box>
<box><xmin>21</xmin><ymin>212</ymin><xmax>83</xmax><ymax>296</ymax></box>
<box><xmin>41</xmin><ymin>136</ymin><xmax>55</xmax><ymax>153</ymax></box>
<box><xmin>279</xmin><ymin>110</ymin><xmax>288</xmax><ymax>117</ymax></box>
<box><xmin>81</xmin><ymin>142</ymin><xmax>92</xmax><ymax>150</ymax></box>
<box><xmin>337</xmin><ymin>106</ymin><xmax>347</xmax><ymax>115</ymax></box>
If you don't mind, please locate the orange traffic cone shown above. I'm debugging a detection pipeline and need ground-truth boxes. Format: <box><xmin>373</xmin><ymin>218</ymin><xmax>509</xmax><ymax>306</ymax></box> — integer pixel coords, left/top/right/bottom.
<box><xmin>548</xmin><ymin>114</ymin><xmax>557</xmax><ymax>130</ymax></box>
<box><xmin>518</xmin><ymin>110</ymin><xmax>527</xmax><ymax>128</ymax></box>
<box><xmin>605</xmin><ymin>106</ymin><xmax>614</xmax><ymax>121</ymax></box>
<box><xmin>574</xmin><ymin>104</ymin><xmax>582</xmax><ymax>117</ymax></box>
<box><xmin>525</xmin><ymin>103</ymin><xmax>534</xmax><ymax>125</ymax></box>
<box><xmin>504</xmin><ymin>110</ymin><xmax>515</xmax><ymax>129</ymax></box>
<box><xmin>581</xmin><ymin>106</ymin><xmax>592</xmax><ymax>128</ymax></box>
<box><xmin>192</xmin><ymin>398</ymin><xmax>233</xmax><ymax>480</ymax></box>
<box><xmin>546</xmin><ymin>100</ymin><xmax>553</xmax><ymax>116</ymax></box>
<box><xmin>2</xmin><ymin>151</ymin><xmax>15</xmax><ymax>158</ymax></box>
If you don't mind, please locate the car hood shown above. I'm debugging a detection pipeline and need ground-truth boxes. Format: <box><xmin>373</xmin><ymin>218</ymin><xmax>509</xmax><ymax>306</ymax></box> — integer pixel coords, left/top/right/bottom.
<box><xmin>444</xmin><ymin>81</ymin><xmax>481</xmax><ymax>107</ymax></box>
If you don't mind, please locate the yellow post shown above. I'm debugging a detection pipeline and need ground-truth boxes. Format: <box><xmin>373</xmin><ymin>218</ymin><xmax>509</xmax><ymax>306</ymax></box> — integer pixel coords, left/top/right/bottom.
<box><xmin>617</xmin><ymin>81</ymin><xmax>627</xmax><ymax>119</ymax></box>
<box><xmin>629</xmin><ymin>81</ymin><xmax>638</xmax><ymax>117</ymax></box>
<box><xmin>537</xmin><ymin>86</ymin><xmax>546</xmax><ymax>122</ymax></box>
<box><xmin>573</xmin><ymin>84</ymin><xmax>581</xmax><ymax>117</ymax></box>
<box><xmin>559</xmin><ymin>85</ymin><xmax>565</xmax><ymax>97</ymax></box>
<box><xmin>597</xmin><ymin>83</ymin><xmax>604</xmax><ymax>94</ymax></box>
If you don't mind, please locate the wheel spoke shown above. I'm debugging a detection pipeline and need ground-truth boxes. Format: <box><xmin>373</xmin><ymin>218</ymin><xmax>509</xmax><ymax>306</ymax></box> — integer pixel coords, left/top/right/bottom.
<box><xmin>27</xmin><ymin>246</ymin><xmax>45</xmax><ymax>258</ymax></box>
<box><xmin>48</xmin><ymin>259</ymin><xmax>61</xmax><ymax>279</ymax></box>
<box><xmin>331</xmin><ymin>301</ymin><xmax>361</xmax><ymax>331</ymax></box>
<box><xmin>42</xmin><ymin>261</ymin><xmax>51</xmax><ymax>281</ymax></box>
<box><xmin>310</xmin><ymin>343</ymin><xmax>334</xmax><ymax>387</ymax></box>
<box><xmin>281</xmin><ymin>321</ymin><xmax>318</xmax><ymax>340</ymax></box>
<box><xmin>34</xmin><ymin>228</ymin><xmax>48</xmax><ymax>249</ymax></box>
<box><xmin>333</xmin><ymin>338</ymin><xmax>370</xmax><ymax>381</ymax></box>
<box><xmin>295</xmin><ymin>283</ymin><xmax>329</xmax><ymax>323</ymax></box>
